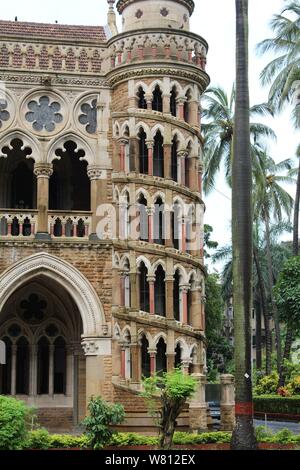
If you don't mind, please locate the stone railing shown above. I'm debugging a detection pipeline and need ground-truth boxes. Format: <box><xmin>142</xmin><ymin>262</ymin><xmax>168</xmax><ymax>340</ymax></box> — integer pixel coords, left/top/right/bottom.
<box><xmin>0</xmin><ymin>209</ymin><xmax>38</xmax><ymax>238</ymax></box>
<box><xmin>0</xmin><ymin>42</ymin><xmax>105</xmax><ymax>74</ymax></box>
<box><xmin>108</xmin><ymin>30</ymin><xmax>207</xmax><ymax>71</ymax></box>
<box><xmin>48</xmin><ymin>211</ymin><xmax>92</xmax><ymax>239</ymax></box>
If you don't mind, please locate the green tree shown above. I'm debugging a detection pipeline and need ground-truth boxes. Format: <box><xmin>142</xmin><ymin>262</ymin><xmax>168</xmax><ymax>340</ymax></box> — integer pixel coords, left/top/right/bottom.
<box><xmin>253</xmin><ymin>151</ymin><xmax>294</xmax><ymax>371</ymax></box>
<box><xmin>142</xmin><ymin>370</ymin><xmax>196</xmax><ymax>450</ymax></box>
<box><xmin>201</xmin><ymin>86</ymin><xmax>275</xmax><ymax>194</ymax></box>
<box><xmin>274</xmin><ymin>256</ymin><xmax>300</xmax><ymax>384</ymax></box>
<box><xmin>231</xmin><ymin>0</ymin><xmax>257</xmax><ymax>450</ymax></box>
<box><xmin>205</xmin><ymin>274</ymin><xmax>233</xmax><ymax>377</ymax></box>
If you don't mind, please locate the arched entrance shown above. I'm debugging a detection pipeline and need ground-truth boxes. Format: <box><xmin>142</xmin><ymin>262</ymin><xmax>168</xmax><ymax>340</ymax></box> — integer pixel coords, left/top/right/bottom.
<box><xmin>0</xmin><ymin>253</ymin><xmax>107</xmax><ymax>431</ymax></box>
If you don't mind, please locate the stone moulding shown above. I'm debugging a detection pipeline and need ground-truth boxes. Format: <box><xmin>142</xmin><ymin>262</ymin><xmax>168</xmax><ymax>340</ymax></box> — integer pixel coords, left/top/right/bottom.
<box><xmin>0</xmin><ymin>252</ymin><xmax>106</xmax><ymax>337</ymax></box>
<box><xmin>116</xmin><ymin>0</ymin><xmax>195</xmax><ymax>16</ymax></box>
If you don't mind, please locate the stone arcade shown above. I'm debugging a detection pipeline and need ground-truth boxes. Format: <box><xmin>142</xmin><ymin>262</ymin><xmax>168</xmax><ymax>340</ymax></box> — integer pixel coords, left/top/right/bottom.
<box><xmin>0</xmin><ymin>0</ymin><xmax>232</xmax><ymax>432</ymax></box>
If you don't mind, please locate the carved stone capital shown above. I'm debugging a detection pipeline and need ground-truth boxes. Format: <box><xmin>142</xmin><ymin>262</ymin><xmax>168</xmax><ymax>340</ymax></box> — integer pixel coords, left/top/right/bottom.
<box><xmin>87</xmin><ymin>165</ymin><xmax>106</xmax><ymax>180</ymax></box>
<box><xmin>34</xmin><ymin>163</ymin><xmax>53</xmax><ymax>178</ymax></box>
<box><xmin>81</xmin><ymin>336</ymin><xmax>112</xmax><ymax>356</ymax></box>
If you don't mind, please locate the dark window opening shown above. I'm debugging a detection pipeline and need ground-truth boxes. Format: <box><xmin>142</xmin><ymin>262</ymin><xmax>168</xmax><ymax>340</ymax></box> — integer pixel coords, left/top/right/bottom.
<box><xmin>156</xmin><ymin>338</ymin><xmax>167</xmax><ymax>375</ymax></box>
<box><xmin>141</xmin><ymin>336</ymin><xmax>150</xmax><ymax>378</ymax></box>
<box><xmin>153</xmin><ymin>131</ymin><xmax>164</xmax><ymax>178</ymax></box>
<box><xmin>154</xmin><ymin>198</ymin><xmax>164</xmax><ymax>245</ymax></box>
<box><xmin>138</xmin><ymin>87</ymin><xmax>147</xmax><ymax>109</ymax></box>
<box><xmin>138</xmin><ymin>129</ymin><xmax>148</xmax><ymax>175</ymax></box>
<box><xmin>37</xmin><ymin>337</ymin><xmax>49</xmax><ymax>395</ymax></box>
<box><xmin>0</xmin><ymin>337</ymin><xmax>12</xmax><ymax>395</ymax></box>
<box><xmin>171</xmin><ymin>136</ymin><xmax>178</xmax><ymax>182</ymax></box>
<box><xmin>173</xmin><ymin>270</ymin><xmax>180</xmax><ymax>321</ymax></box>
<box><xmin>175</xmin><ymin>343</ymin><xmax>182</xmax><ymax>368</ymax></box>
<box><xmin>16</xmin><ymin>337</ymin><xmax>29</xmax><ymax>395</ymax></box>
<box><xmin>139</xmin><ymin>262</ymin><xmax>149</xmax><ymax>312</ymax></box>
<box><xmin>154</xmin><ymin>265</ymin><xmax>166</xmax><ymax>316</ymax></box>
<box><xmin>152</xmin><ymin>85</ymin><xmax>163</xmax><ymax>112</ymax></box>
<box><xmin>170</xmin><ymin>87</ymin><xmax>177</xmax><ymax>117</ymax></box>
<box><xmin>54</xmin><ymin>337</ymin><xmax>66</xmax><ymax>394</ymax></box>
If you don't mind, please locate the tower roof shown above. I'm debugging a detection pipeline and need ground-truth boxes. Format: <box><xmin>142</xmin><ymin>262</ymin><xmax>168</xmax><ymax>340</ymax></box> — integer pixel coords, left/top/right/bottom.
<box><xmin>116</xmin><ymin>0</ymin><xmax>195</xmax><ymax>15</ymax></box>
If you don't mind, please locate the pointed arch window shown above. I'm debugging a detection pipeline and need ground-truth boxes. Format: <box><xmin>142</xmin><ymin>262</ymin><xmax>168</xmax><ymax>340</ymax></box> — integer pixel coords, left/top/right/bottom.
<box><xmin>139</xmin><ymin>262</ymin><xmax>149</xmax><ymax>312</ymax></box>
<box><xmin>153</xmin><ymin>130</ymin><xmax>164</xmax><ymax>177</ymax></box>
<box><xmin>154</xmin><ymin>197</ymin><xmax>164</xmax><ymax>245</ymax></box>
<box><xmin>141</xmin><ymin>335</ymin><xmax>150</xmax><ymax>378</ymax></box>
<box><xmin>173</xmin><ymin>270</ymin><xmax>181</xmax><ymax>321</ymax></box>
<box><xmin>154</xmin><ymin>265</ymin><xmax>166</xmax><ymax>316</ymax></box>
<box><xmin>138</xmin><ymin>194</ymin><xmax>148</xmax><ymax>241</ymax></box>
<box><xmin>156</xmin><ymin>338</ymin><xmax>167</xmax><ymax>374</ymax></box>
<box><xmin>152</xmin><ymin>85</ymin><xmax>163</xmax><ymax>112</ymax></box>
<box><xmin>171</xmin><ymin>135</ymin><xmax>178</xmax><ymax>182</ymax></box>
<box><xmin>138</xmin><ymin>128</ymin><xmax>148</xmax><ymax>174</ymax></box>
<box><xmin>137</xmin><ymin>87</ymin><xmax>147</xmax><ymax>109</ymax></box>
<box><xmin>16</xmin><ymin>337</ymin><xmax>30</xmax><ymax>395</ymax></box>
<box><xmin>170</xmin><ymin>86</ymin><xmax>177</xmax><ymax>117</ymax></box>
<box><xmin>37</xmin><ymin>336</ymin><xmax>50</xmax><ymax>395</ymax></box>
<box><xmin>175</xmin><ymin>343</ymin><xmax>182</xmax><ymax>368</ymax></box>
<box><xmin>184</xmin><ymin>90</ymin><xmax>192</xmax><ymax>124</ymax></box>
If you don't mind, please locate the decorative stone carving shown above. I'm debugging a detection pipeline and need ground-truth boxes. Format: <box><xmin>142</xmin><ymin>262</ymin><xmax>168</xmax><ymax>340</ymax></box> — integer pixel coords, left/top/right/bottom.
<box><xmin>34</xmin><ymin>163</ymin><xmax>53</xmax><ymax>178</ymax></box>
<box><xmin>25</xmin><ymin>95</ymin><xmax>63</xmax><ymax>132</ymax></box>
<box><xmin>81</xmin><ymin>337</ymin><xmax>112</xmax><ymax>356</ymax></box>
<box><xmin>87</xmin><ymin>165</ymin><xmax>106</xmax><ymax>180</ymax></box>
<box><xmin>79</xmin><ymin>99</ymin><xmax>97</xmax><ymax>134</ymax></box>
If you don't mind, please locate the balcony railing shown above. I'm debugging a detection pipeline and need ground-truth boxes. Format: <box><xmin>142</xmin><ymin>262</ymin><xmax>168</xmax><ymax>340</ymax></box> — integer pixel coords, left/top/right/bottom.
<box><xmin>0</xmin><ymin>209</ymin><xmax>37</xmax><ymax>238</ymax></box>
<box><xmin>48</xmin><ymin>211</ymin><xmax>92</xmax><ymax>239</ymax></box>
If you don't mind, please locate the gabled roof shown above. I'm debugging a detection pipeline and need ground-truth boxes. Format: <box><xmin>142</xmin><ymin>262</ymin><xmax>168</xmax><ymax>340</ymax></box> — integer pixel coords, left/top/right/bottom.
<box><xmin>0</xmin><ymin>20</ymin><xmax>107</xmax><ymax>43</ymax></box>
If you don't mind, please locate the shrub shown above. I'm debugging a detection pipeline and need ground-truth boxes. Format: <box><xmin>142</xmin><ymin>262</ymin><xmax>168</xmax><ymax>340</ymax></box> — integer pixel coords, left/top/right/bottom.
<box><xmin>82</xmin><ymin>397</ymin><xmax>125</xmax><ymax>449</ymax></box>
<box><xmin>110</xmin><ymin>433</ymin><xmax>158</xmax><ymax>446</ymax></box>
<box><xmin>0</xmin><ymin>396</ymin><xmax>33</xmax><ymax>450</ymax></box>
<box><xmin>49</xmin><ymin>434</ymin><xmax>89</xmax><ymax>449</ymax></box>
<box><xmin>24</xmin><ymin>429</ymin><xmax>51</xmax><ymax>450</ymax></box>
<box><xmin>254</xmin><ymin>372</ymin><xmax>279</xmax><ymax>395</ymax></box>
<box><xmin>286</xmin><ymin>376</ymin><xmax>300</xmax><ymax>396</ymax></box>
<box><xmin>254</xmin><ymin>395</ymin><xmax>300</xmax><ymax>415</ymax></box>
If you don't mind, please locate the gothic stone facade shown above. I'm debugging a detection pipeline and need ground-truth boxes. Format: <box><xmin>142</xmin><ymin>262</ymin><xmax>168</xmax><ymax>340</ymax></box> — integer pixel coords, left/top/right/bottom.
<box><xmin>0</xmin><ymin>0</ymin><xmax>210</xmax><ymax>432</ymax></box>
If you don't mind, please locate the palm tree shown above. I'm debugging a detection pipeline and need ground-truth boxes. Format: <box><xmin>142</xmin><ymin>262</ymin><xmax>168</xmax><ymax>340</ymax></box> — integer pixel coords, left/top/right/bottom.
<box><xmin>231</xmin><ymin>0</ymin><xmax>257</xmax><ymax>450</ymax></box>
<box><xmin>201</xmin><ymin>86</ymin><xmax>276</xmax><ymax>194</ymax></box>
<box><xmin>253</xmin><ymin>151</ymin><xmax>294</xmax><ymax>372</ymax></box>
<box><xmin>257</xmin><ymin>1</ymin><xmax>300</xmax><ymax>123</ymax></box>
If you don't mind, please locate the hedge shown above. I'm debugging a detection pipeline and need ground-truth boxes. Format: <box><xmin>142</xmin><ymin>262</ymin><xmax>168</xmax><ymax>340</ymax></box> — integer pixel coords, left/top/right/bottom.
<box><xmin>22</xmin><ymin>429</ymin><xmax>300</xmax><ymax>449</ymax></box>
<box><xmin>254</xmin><ymin>395</ymin><xmax>300</xmax><ymax>416</ymax></box>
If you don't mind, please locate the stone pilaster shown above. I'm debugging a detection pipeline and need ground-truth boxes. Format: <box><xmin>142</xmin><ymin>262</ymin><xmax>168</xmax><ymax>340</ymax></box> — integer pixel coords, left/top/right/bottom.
<box><xmin>34</xmin><ymin>162</ymin><xmax>53</xmax><ymax>240</ymax></box>
<box><xmin>220</xmin><ymin>374</ymin><xmax>235</xmax><ymax>431</ymax></box>
<box><xmin>189</xmin><ymin>373</ymin><xmax>208</xmax><ymax>432</ymax></box>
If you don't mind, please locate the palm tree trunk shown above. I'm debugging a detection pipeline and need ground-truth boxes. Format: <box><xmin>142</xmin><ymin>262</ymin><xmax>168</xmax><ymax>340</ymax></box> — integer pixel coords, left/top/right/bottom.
<box><xmin>292</xmin><ymin>157</ymin><xmax>300</xmax><ymax>256</ymax></box>
<box><xmin>253</xmin><ymin>247</ymin><xmax>272</xmax><ymax>375</ymax></box>
<box><xmin>255</xmin><ymin>298</ymin><xmax>262</xmax><ymax>370</ymax></box>
<box><xmin>264</xmin><ymin>211</ymin><xmax>282</xmax><ymax>372</ymax></box>
<box><xmin>231</xmin><ymin>0</ymin><xmax>257</xmax><ymax>450</ymax></box>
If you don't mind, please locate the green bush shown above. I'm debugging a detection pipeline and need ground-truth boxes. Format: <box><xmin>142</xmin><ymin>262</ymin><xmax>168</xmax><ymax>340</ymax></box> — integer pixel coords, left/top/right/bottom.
<box><xmin>0</xmin><ymin>396</ymin><xmax>33</xmax><ymax>450</ymax></box>
<box><xmin>24</xmin><ymin>430</ymin><xmax>89</xmax><ymax>449</ymax></box>
<box><xmin>82</xmin><ymin>397</ymin><xmax>125</xmax><ymax>449</ymax></box>
<box><xmin>254</xmin><ymin>395</ymin><xmax>300</xmax><ymax>415</ymax></box>
<box><xmin>254</xmin><ymin>372</ymin><xmax>279</xmax><ymax>395</ymax></box>
<box><xmin>110</xmin><ymin>433</ymin><xmax>158</xmax><ymax>446</ymax></box>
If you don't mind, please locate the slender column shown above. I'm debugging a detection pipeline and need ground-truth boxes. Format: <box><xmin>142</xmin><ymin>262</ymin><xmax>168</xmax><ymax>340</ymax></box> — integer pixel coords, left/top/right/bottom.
<box><xmin>191</xmin><ymin>286</ymin><xmax>203</xmax><ymax>331</ymax></box>
<box><xmin>166</xmin><ymin>353</ymin><xmax>175</xmax><ymax>372</ymax></box>
<box><xmin>164</xmin><ymin>208</ymin><xmax>173</xmax><ymax>248</ymax></box>
<box><xmin>87</xmin><ymin>166</ymin><xmax>107</xmax><ymax>240</ymax></box>
<box><xmin>129</xmin><ymin>272</ymin><xmax>138</xmax><ymax>309</ymax></box>
<box><xmin>178</xmin><ymin>151</ymin><xmax>188</xmax><ymax>186</ymax></box>
<box><xmin>49</xmin><ymin>344</ymin><xmax>55</xmax><ymax>395</ymax></box>
<box><xmin>163</xmin><ymin>143</ymin><xmax>172</xmax><ymax>179</ymax></box>
<box><xmin>148</xmin><ymin>276</ymin><xmax>156</xmax><ymax>315</ymax></box>
<box><xmin>147</xmin><ymin>207</ymin><xmax>154</xmax><ymax>243</ymax></box>
<box><xmin>165</xmin><ymin>275</ymin><xmax>174</xmax><ymax>320</ymax></box>
<box><xmin>34</xmin><ymin>163</ymin><xmax>53</xmax><ymax>240</ymax></box>
<box><xmin>129</xmin><ymin>137</ymin><xmax>139</xmax><ymax>173</ymax></box>
<box><xmin>163</xmin><ymin>93</ymin><xmax>171</xmax><ymax>114</ymax></box>
<box><xmin>29</xmin><ymin>345</ymin><xmax>38</xmax><ymax>396</ymax></box>
<box><xmin>181</xmin><ymin>285</ymin><xmax>189</xmax><ymax>324</ymax></box>
<box><xmin>177</xmin><ymin>98</ymin><xmax>186</xmax><ymax>120</ymax></box>
<box><xmin>118</xmin><ymin>138</ymin><xmax>128</xmax><ymax>172</ymax></box>
<box><xmin>66</xmin><ymin>349</ymin><xmax>73</xmax><ymax>397</ymax></box>
<box><xmin>146</xmin><ymin>140</ymin><xmax>154</xmax><ymax>176</ymax></box>
<box><xmin>120</xmin><ymin>344</ymin><xmax>126</xmax><ymax>380</ymax></box>
<box><xmin>181</xmin><ymin>219</ymin><xmax>186</xmax><ymax>253</ymax></box>
<box><xmin>130</xmin><ymin>342</ymin><xmax>140</xmax><ymax>383</ymax></box>
<box><xmin>149</xmin><ymin>350</ymin><xmax>157</xmax><ymax>376</ymax></box>
<box><xmin>11</xmin><ymin>344</ymin><xmax>17</xmax><ymax>396</ymax></box>
<box><xmin>145</xmin><ymin>94</ymin><xmax>152</xmax><ymax>111</ymax></box>
<box><xmin>120</xmin><ymin>272</ymin><xmax>126</xmax><ymax>306</ymax></box>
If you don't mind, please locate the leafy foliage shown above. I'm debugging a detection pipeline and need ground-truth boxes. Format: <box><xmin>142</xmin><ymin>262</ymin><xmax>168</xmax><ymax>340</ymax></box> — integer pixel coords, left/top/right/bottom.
<box><xmin>254</xmin><ymin>395</ymin><xmax>300</xmax><ymax>415</ymax></box>
<box><xmin>0</xmin><ymin>396</ymin><xmax>33</xmax><ymax>450</ymax></box>
<box><xmin>82</xmin><ymin>396</ymin><xmax>125</xmax><ymax>450</ymax></box>
<box><xmin>142</xmin><ymin>369</ymin><xmax>197</xmax><ymax>450</ymax></box>
<box><xmin>274</xmin><ymin>256</ymin><xmax>300</xmax><ymax>331</ymax></box>
<box><xmin>254</xmin><ymin>372</ymin><xmax>280</xmax><ymax>395</ymax></box>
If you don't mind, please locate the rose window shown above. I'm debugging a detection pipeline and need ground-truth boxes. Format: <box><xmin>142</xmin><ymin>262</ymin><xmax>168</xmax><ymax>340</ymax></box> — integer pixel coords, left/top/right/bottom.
<box><xmin>20</xmin><ymin>294</ymin><xmax>47</xmax><ymax>324</ymax></box>
<box><xmin>79</xmin><ymin>99</ymin><xmax>97</xmax><ymax>134</ymax></box>
<box><xmin>25</xmin><ymin>96</ymin><xmax>63</xmax><ymax>132</ymax></box>
<box><xmin>0</xmin><ymin>99</ymin><xmax>10</xmax><ymax>129</ymax></box>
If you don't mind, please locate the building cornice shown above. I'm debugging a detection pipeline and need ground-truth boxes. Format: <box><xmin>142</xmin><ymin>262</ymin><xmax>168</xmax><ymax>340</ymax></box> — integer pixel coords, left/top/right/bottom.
<box><xmin>116</xmin><ymin>0</ymin><xmax>195</xmax><ymax>16</ymax></box>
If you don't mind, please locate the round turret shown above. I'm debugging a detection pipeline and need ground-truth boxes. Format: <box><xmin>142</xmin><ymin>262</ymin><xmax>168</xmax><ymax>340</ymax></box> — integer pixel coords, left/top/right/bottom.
<box><xmin>116</xmin><ymin>0</ymin><xmax>195</xmax><ymax>32</ymax></box>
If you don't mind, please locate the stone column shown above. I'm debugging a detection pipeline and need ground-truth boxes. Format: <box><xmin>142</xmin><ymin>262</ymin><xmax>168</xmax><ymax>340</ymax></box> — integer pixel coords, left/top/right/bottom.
<box><xmin>82</xmin><ymin>337</ymin><xmax>112</xmax><ymax>406</ymax></box>
<box><xmin>129</xmin><ymin>271</ymin><xmax>138</xmax><ymax>309</ymax></box>
<box><xmin>118</xmin><ymin>138</ymin><xmax>127</xmax><ymax>172</ymax></box>
<box><xmin>11</xmin><ymin>344</ymin><xmax>17</xmax><ymax>396</ymax></box>
<box><xmin>130</xmin><ymin>342</ymin><xmax>140</xmax><ymax>386</ymax></box>
<box><xmin>148</xmin><ymin>275</ymin><xmax>156</xmax><ymax>314</ymax></box>
<box><xmin>66</xmin><ymin>348</ymin><xmax>73</xmax><ymax>397</ymax></box>
<box><xmin>129</xmin><ymin>137</ymin><xmax>139</xmax><ymax>173</ymax></box>
<box><xmin>87</xmin><ymin>166</ymin><xmax>107</xmax><ymax>240</ymax></box>
<box><xmin>220</xmin><ymin>374</ymin><xmax>235</xmax><ymax>431</ymax></box>
<box><xmin>120</xmin><ymin>344</ymin><xmax>126</xmax><ymax>381</ymax></box>
<box><xmin>163</xmin><ymin>143</ymin><xmax>172</xmax><ymax>180</ymax></box>
<box><xmin>29</xmin><ymin>345</ymin><xmax>38</xmax><ymax>396</ymax></box>
<box><xmin>189</xmin><ymin>373</ymin><xmax>208</xmax><ymax>432</ymax></box>
<box><xmin>178</xmin><ymin>151</ymin><xmax>188</xmax><ymax>186</ymax></box>
<box><xmin>34</xmin><ymin>163</ymin><xmax>53</xmax><ymax>240</ymax></box>
<box><xmin>163</xmin><ymin>93</ymin><xmax>171</xmax><ymax>114</ymax></box>
<box><xmin>165</xmin><ymin>275</ymin><xmax>174</xmax><ymax>320</ymax></box>
<box><xmin>189</xmin><ymin>101</ymin><xmax>200</xmax><ymax>127</ymax></box>
<box><xmin>177</xmin><ymin>98</ymin><xmax>186</xmax><ymax>120</ymax></box>
<box><xmin>191</xmin><ymin>285</ymin><xmax>203</xmax><ymax>331</ymax></box>
<box><xmin>180</xmin><ymin>285</ymin><xmax>189</xmax><ymax>324</ymax></box>
<box><xmin>49</xmin><ymin>344</ymin><xmax>55</xmax><ymax>395</ymax></box>
<box><xmin>147</xmin><ymin>207</ymin><xmax>154</xmax><ymax>243</ymax></box>
<box><xmin>146</xmin><ymin>140</ymin><xmax>154</xmax><ymax>176</ymax></box>
<box><xmin>149</xmin><ymin>350</ymin><xmax>157</xmax><ymax>376</ymax></box>
<box><xmin>145</xmin><ymin>93</ymin><xmax>152</xmax><ymax>111</ymax></box>
<box><xmin>166</xmin><ymin>353</ymin><xmax>175</xmax><ymax>372</ymax></box>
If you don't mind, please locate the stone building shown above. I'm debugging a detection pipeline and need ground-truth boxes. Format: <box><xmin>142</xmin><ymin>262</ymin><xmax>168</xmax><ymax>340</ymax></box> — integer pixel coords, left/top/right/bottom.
<box><xmin>0</xmin><ymin>0</ymin><xmax>210</xmax><ymax>432</ymax></box>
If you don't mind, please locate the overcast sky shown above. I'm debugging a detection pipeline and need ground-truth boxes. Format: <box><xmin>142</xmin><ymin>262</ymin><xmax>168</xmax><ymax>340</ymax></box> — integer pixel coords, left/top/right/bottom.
<box><xmin>0</xmin><ymin>0</ymin><xmax>299</xmax><ymax>271</ymax></box>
